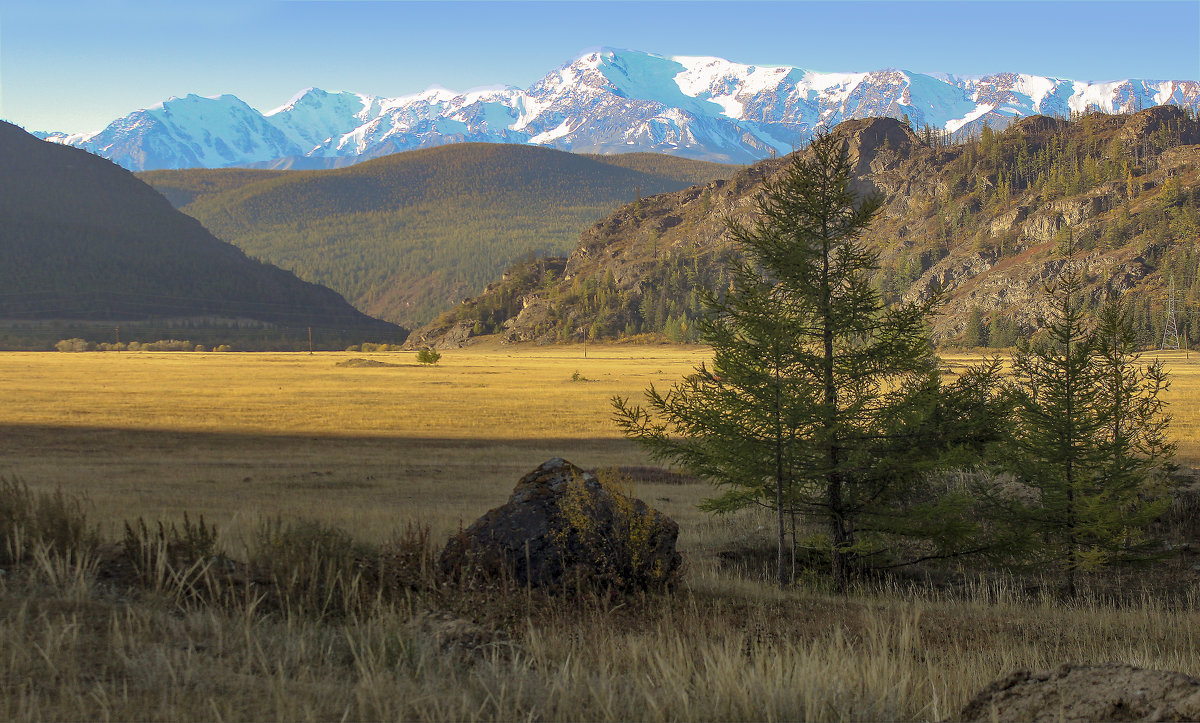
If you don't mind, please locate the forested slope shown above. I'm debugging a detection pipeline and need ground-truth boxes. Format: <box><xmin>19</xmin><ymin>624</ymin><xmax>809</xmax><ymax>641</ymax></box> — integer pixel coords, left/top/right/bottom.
<box><xmin>0</xmin><ymin>122</ymin><xmax>404</xmax><ymax>350</ymax></box>
<box><xmin>140</xmin><ymin>144</ymin><xmax>739</xmax><ymax>327</ymax></box>
<box><xmin>407</xmin><ymin>107</ymin><xmax>1200</xmax><ymax>349</ymax></box>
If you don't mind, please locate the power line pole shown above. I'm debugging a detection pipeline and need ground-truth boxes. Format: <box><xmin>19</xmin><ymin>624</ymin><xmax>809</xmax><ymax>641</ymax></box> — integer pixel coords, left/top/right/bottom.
<box><xmin>1161</xmin><ymin>275</ymin><xmax>1181</xmax><ymax>351</ymax></box>
<box><xmin>308</xmin><ymin>326</ymin><xmax>313</xmax><ymax>355</ymax></box>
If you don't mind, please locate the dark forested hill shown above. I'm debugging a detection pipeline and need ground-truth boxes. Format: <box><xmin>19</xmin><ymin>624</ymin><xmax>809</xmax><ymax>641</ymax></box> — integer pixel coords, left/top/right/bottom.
<box><xmin>406</xmin><ymin>107</ymin><xmax>1200</xmax><ymax>350</ymax></box>
<box><xmin>139</xmin><ymin>144</ymin><xmax>739</xmax><ymax>327</ymax></box>
<box><xmin>0</xmin><ymin>121</ymin><xmax>404</xmax><ymax>350</ymax></box>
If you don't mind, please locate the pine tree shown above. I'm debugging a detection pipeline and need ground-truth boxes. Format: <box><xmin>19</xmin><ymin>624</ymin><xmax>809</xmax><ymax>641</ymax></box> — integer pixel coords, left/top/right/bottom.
<box><xmin>613</xmin><ymin>135</ymin><xmax>1004</xmax><ymax>590</ymax></box>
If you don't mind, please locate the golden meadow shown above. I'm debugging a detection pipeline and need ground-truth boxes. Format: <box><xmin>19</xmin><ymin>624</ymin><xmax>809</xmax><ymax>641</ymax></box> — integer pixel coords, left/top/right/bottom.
<box><xmin>1</xmin><ymin>344</ymin><xmax>1200</xmax><ymax>721</ymax></box>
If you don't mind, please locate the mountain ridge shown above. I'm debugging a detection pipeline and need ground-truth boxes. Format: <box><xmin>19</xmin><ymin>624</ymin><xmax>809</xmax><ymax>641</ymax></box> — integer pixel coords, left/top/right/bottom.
<box><xmin>37</xmin><ymin>48</ymin><xmax>1200</xmax><ymax>170</ymax></box>
<box><xmin>403</xmin><ymin>106</ymin><xmax>1200</xmax><ymax>350</ymax></box>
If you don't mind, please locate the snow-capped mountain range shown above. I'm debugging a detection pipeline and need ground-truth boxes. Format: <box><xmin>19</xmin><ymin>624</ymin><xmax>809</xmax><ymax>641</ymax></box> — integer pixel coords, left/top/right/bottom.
<box><xmin>39</xmin><ymin>48</ymin><xmax>1200</xmax><ymax>170</ymax></box>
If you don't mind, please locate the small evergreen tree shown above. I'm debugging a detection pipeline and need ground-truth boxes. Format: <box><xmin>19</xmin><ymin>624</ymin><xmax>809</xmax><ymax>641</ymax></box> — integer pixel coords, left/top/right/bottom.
<box><xmin>963</xmin><ymin>306</ymin><xmax>988</xmax><ymax>347</ymax></box>
<box><xmin>1007</xmin><ymin>253</ymin><xmax>1175</xmax><ymax>596</ymax></box>
<box><xmin>415</xmin><ymin>347</ymin><xmax>441</xmax><ymax>365</ymax></box>
<box><xmin>614</xmin><ymin>135</ymin><xmax>1005</xmax><ymax>590</ymax></box>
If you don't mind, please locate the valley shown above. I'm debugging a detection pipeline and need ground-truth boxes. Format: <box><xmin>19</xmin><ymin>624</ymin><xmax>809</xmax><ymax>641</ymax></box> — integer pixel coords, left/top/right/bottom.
<box><xmin>6</xmin><ymin>5</ymin><xmax>1199</xmax><ymax>720</ymax></box>
<box><xmin>4</xmin><ymin>344</ymin><xmax>1198</xmax><ymax>539</ymax></box>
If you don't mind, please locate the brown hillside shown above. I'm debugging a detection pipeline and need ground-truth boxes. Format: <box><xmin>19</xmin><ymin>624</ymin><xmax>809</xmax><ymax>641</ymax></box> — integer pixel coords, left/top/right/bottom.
<box><xmin>408</xmin><ymin>108</ymin><xmax>1200</xmax><ymax>349</ymax></box>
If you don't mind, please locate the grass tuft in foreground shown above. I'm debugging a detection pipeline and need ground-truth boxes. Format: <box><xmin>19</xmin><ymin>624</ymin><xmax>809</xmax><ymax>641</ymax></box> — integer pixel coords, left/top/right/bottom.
<box><xmin>1</xmin><ymin>480</ymin><xmax>1200</xmax><ymax>721</ymax></box>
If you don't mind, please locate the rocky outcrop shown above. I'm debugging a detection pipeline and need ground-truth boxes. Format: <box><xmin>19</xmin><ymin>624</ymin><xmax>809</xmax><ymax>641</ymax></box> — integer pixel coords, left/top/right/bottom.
<box><xmin>988</xmin><ymin>205</ymin><xmax>1028</xmax><ymax>235</ymax></box>
<box><xmin>1119</xmin><ymin>104</ymin><xmax>1200</xmax><ymax>147</ymax></box>
<box><xmin>402</xmin><ymin>320</ymin><xmax>475</xmax><ymax>350</ymax></box>
<box><xmin>837</xmin><ymin>117</ymin><xmax>923</xmax><ymax>177</ymax></box>
<box><xmin>500</xmin><ymin>296</ymin><xmax>554</xmax><ymax>343</ymax></box>
<box><xmin>439</xmin><ymin>458</ymin><xmax>681</xmax><ymax>591</ymax></box>
<box><xmin>958</xmin><ymin>664</ymin><xmax>1200</xmax><ymax>722</ymax></box>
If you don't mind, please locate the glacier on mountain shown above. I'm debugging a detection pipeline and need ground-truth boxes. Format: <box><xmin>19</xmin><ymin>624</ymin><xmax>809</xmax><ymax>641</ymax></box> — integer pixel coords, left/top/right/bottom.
<box><xmin>39</xmin><ymin>48</ymin><xmax>1200</xmax><ymax>170</ymax></box>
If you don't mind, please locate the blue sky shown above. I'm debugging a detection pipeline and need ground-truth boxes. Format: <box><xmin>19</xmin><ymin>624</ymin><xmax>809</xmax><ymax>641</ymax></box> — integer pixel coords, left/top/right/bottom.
<box><xmin>2</xmin><ymin>0</ymin><xmax>1197</xmax><ymax>134</ymax></box>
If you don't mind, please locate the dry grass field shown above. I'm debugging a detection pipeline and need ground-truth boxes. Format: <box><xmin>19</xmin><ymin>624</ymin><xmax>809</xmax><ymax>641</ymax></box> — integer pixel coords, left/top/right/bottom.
<box><xmin>2</xmin><ymin>343</ymin><xmax>1200</xmax><ymax>721</ymax></box>
<box><xmin>0</xmin><ymin>343</ymin><xmax>709</xmax><ymax>545</ymax></box>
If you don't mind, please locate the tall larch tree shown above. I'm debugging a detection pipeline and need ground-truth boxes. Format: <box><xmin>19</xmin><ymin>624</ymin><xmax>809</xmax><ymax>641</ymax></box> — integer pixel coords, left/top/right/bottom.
<box><xmin>614</xmin><ymin>133</ymin><xmax>1005</xmax><ymax>590</ymax></box>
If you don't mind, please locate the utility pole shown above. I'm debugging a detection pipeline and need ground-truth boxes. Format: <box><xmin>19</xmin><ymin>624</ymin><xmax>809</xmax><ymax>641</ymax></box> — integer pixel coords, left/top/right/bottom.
<box><xmin>307</xmin><ymin>326</ymin><xmax>313</xmax><ymax>355</ymax></box>
<box><xmin>1161</xmin><ymin>275</ymin><xmax>1181</xmax><ymax>351</ymax></box>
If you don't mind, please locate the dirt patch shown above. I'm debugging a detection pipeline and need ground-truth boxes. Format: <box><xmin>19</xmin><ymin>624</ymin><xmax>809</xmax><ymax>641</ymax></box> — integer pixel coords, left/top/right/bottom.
<box><xmin>335</xmin><ymin>357</ymin><xmax>402</xmax><ymax>368</ymax></box>
<box><xmin>957</xmin><ymin>663</ymin><xmax>1200</xmax><ymax>722</ymax></box>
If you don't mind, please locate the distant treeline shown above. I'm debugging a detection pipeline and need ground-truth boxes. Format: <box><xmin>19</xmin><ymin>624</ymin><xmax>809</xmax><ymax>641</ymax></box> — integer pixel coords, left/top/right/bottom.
<box><xmin>54</xmin><ymin>338</ymin><xmax>233</xmax><ymax>352</ymax></box>
<box><xmin>0</xmin><ymin>320</ymin><xmax>406</xmax><ymax>352</ymax></box>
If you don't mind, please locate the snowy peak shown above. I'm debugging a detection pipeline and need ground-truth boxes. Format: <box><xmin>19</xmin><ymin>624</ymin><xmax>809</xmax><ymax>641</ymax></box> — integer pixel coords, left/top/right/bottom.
<box><xmin>265</xmin><ymin>87</ymin><xmax>378</xmax><ymax>155</ymax></box>
<box><xmin>59</xmin><ymin>93</ymin><xmax>299</xmax><ymax>169</ymax></box>
<box><xmin>39</xmin><ymin>49</ymin><xmax>1200</xmax><ymax>170</ymax></box>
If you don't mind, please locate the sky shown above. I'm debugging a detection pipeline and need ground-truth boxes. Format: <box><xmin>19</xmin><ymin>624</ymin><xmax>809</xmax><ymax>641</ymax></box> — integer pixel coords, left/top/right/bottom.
<box><xmin>2</xmin><ymin>0</ymin><xmax>1198</xmax><ymax>135</ymax></box>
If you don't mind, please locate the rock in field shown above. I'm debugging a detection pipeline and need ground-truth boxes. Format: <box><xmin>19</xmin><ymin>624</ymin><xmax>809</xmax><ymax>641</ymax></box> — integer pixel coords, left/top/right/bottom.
<box><xmin>439</xmin><ymin>458</ymin><xmax>681</xmax><ymax>590</ymax></box>
<box><xmin>957</xmin><ymin>663</ymin><xmax>1200</xmax><ymax>722</ymax></box>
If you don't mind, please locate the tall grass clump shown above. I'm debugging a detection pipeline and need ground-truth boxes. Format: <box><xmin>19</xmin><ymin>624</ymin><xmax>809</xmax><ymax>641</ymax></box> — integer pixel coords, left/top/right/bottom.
<box><xmin>250</xmin><ymin>517</ymin><xmax>379</xmax><ymax>618</ymax></box>
<box><xmin>0</xmin><ymin>477</ymin><xmax>97</xmax><ymax>567</ymax></box>
<box><xmin>121</xmin><ymin>514</ymin><xmax>226</xmax><ymax>605</ymax></box>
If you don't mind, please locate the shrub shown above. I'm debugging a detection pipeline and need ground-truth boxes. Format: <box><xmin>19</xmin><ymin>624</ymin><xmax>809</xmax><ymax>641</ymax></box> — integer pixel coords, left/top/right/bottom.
<box><xmin>370</xmin><ymin>523</ymin><xmax>440</xmax><ymax>593</ymax></box>
<box><xmin>416</xmin><ymin>347</ymin><xmax>442</xmax><ymax>365</ymax></box>
<box><xmin>142</xmin><ymin>339</ymin><xmax>193</xmax><ymax>351</ymax></box>
<box><xmin>54</xmin><ymin>338</ymin><xmax>92</xmax><ymax>352</ymax></box>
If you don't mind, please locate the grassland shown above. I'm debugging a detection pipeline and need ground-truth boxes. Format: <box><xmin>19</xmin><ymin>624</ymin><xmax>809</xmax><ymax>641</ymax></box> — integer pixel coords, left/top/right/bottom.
<box><xmin>2</xmin><ymin>344</ymin><xmax>1200</xmax><ymax>721</ymax></box>
<box><xmin>0</xmin><ymin>343</ymin><xmax>709</xmax><ymax>545</ymax></box>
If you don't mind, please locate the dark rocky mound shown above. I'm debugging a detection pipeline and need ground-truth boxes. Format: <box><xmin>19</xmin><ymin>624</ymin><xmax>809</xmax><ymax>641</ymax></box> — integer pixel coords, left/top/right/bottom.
<box><xmin>440</xmin><ymin>458</ymin><xmax>681</xmax><ymax>590</ymax></box>
<box><xmin>958</xmin><ymin>664</ymin><xmax>1200</xmax><ymax>722</ymax></box>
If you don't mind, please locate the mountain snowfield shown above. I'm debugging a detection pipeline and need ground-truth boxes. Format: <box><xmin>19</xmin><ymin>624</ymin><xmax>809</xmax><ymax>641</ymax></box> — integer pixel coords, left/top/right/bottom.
<box><xmin>40</xmin><ymin>48</ymin><xmax>1200</xmax><ymax>170</ymax></box>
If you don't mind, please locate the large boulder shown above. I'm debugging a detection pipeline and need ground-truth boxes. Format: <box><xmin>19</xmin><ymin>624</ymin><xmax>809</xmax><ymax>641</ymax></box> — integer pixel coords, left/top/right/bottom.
<box><xmin>440</xmin><ymin>458</ymin><xmax>681</xmax><ymax>590</ymax></box>
<box><xmin>958</xmin><ymin>664</ymin><xmax>1200</xmax><ymax>722</ymax></box>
